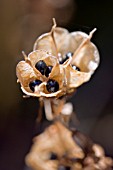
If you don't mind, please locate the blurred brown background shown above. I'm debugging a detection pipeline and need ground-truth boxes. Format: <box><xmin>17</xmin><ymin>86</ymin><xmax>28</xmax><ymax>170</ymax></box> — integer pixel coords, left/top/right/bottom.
<box><xmin>0</xmin><ymin>0</ymin><xmax>113</xmax><ymax>170</ymax></box>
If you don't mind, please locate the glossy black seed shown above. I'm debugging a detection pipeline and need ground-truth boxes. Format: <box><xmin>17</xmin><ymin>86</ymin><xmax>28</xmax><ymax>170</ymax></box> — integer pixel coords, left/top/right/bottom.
<box><xmin>46</xmin><ymin>79</ymin><xmax>59</xmax><ymax>93</ymax></box>
<box><xmin>50</xmin><ymin>152</ymin><xmax>58</xmax><ymax>160</ymax></box>
<box><xmin>59</xmin><ymin>59</ymin><xmax>64</xmax><ymax>64</ymax></box>
<box><xmin>35</xmin><ymin>60</ymin><xmax>47</xmax><ymax>75</ymax></box>
<box><xmin>72</xmin><ymin>65</ymin><xmax>80</xmax><ymax>71</ymax></box>
<box><xmin>45</xmin><ymin>65</ymin><xmax>53</xmax><ymax>77</ymax></box>
<box><xmin>59</xmin><ymin>52</ymin><xmax>73</xmax><ymax>64</ymax></box>
<box><xmin>65</xmin><ymin>52</ymin><xmax>73</xmax><ymax>58</ymax></box>
<box><xmin>29</xmin><ymin>80</ymin><xmax>42</xmax><ymax>92</ymax></box>
<box><xmin>58</xmin><ymin>165</ymin><xmax>71</xmax><ymax>170</ymax></box>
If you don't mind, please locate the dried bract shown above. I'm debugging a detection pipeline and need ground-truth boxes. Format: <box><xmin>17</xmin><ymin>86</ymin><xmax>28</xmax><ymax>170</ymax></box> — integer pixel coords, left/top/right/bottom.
<box><xmin>26</xmin><ymin>122</ymin><xmax>113</xmax><ymax>170</ymax></box>
<box><xmin>25</xmin><ymin>121</ymin><xmax>84</xmax><ymax>170</ymax></box>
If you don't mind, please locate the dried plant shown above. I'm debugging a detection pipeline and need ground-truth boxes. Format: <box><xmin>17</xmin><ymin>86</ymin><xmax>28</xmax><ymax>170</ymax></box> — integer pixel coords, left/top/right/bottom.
<box><xmin>16</xmin><ymin>19</ymin><xmax>113</xmax><ymax>170</ymax></box>
<box><xmin>16</xmin><ymin>19</ymin><xmax>99</xmax><ymax>120</ymax></box>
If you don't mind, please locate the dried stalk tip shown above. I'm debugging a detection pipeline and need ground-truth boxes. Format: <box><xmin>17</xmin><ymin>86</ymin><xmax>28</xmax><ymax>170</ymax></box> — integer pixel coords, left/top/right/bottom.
<box><xmin>52</xmin><ymin>18</ymin><xmax>57</xmax><ymax>29</ymax></box>
<box><xmin>22</xmin><ymin>51</ymin><xmax>28</xmax><ymax>61</ymax></box>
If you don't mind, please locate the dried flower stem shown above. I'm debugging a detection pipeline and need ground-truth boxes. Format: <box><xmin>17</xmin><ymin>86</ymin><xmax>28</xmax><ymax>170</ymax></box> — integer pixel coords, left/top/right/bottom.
<box><xmin>51</xmin><ymin>18</ymin><xmax>59</xmax><ymax>59</ymax></box>
<box><xmin>44</xmin><ymin>99</ymin><xmax>53</xmax><ymax>120</ymax></box>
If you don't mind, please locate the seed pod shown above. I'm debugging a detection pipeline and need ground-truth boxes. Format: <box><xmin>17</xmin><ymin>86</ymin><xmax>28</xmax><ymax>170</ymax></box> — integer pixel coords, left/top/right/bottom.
<box><xmin>33</xmin><ymin>20</ymin><xmax>100</xmax><ymax>92</ymax></box>
<box><xmin>16</xmin><ymin>20</ymin><xmax>100</xmax><ymax>119</ymax></box>
<box><xmin>16</xmin><ymin>50</ymin><xmax>65</xmax><ymax>98</ymax></box>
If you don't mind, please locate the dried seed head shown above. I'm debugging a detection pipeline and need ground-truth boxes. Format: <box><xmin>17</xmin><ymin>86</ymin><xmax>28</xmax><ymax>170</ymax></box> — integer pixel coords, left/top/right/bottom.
<box><xmin>16</xmin><ymin>21</ymin><xmax>100</xmax><ymax>98</ymax></box>
<box><xmin>16</xmin><ymin>50</ymin><xmax>65</xmax><ymax>98</ymax></box>
<box><xmin>33</xmin><ymin>22</ymin><xmax>99</xmax><ymax>91</ymax></box>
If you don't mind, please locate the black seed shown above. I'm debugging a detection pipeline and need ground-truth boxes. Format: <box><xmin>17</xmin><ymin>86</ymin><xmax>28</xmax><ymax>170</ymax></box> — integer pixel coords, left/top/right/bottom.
<box><xmin>58</xmin><ymin>165</ymin><xmax>71</xmax><ymax>170</ymax></box>
<box><xmin>35</xmin><ymin>60</ymin><xmax>47</xmax><ymax>75</ymax></box>
<box><xmin>65</xmin><ymin>52</ymin><xmax>73</xmax><ymax>58</ymax></box>
<box><xmin>59</xmin><ymin>59</ymin><xmax>64</xmax><ymax>64</ymax></box>
<box><xmin>29</xmin><ymin>80</ymin><xmax>42</xmax><ymax>92</ymax></box>
<box><xmin>45</xmin><ymin>65</ymin><xmax>53</xmax><ymax>77</ymax></box>
<box><xmin>50</xmin><ymin>152</ymin><xmax>58</xmax><ymax>160</ymax></box>
<box><xmin>59</xmin><ymin>52</ymin><xmax>73</xmax><ymax>64</ymax></box>
<box><xmin>46</xmin><ymin>79</ymin><xmax>59</xmax><ymax>93</ymax></box>
<box><xmin>72</xmin><ymin>65</ymin><xmax>80</xmax><ymax>71</ymax></box>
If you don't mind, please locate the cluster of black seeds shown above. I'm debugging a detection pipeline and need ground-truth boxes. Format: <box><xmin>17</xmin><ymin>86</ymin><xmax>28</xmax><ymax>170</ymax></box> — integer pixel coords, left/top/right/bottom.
<box><xmin>29</xmin><ymin>52</ymin><xmax>80</xmax><ymax>93</ymax></box>
<box><xmin>29</xmin><ymin>60</ymin><xmax>59</xmax><ymax>93</ymax></box>
<box><xmin>59</xmin><ymin>52</ymin><xmax>80</xmax><ymax>71</ymax></box>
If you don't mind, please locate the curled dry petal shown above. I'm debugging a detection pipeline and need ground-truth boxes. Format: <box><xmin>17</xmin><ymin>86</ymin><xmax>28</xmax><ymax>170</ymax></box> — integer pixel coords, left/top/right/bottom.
<box><xmin>25</xmin><ymin>121</ymin><xmax>84</xmax><ymax>170</ymax></box>
<box><xmin>25</xmin><ymin>121</ymin><xmax>113</xmax><ymax>170</ymax></box>
<box><xmin>16</xmin><ymin>61</ymin><xmax>39</xmax><ymax>93</ymax></box>
<box><xmin>72</xmin><ymin>40</ymin><xmax>99</xmax><ymax>74</ymax></box>
<box><xmin>65</xmin><ymin>65</ymin><xmax>91</xmax><ymax>89</ymax></box>
<box><xmin>33</xmin><ymin>27</ymin><xmax>68</xmax><ymax>56</ymax></box>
